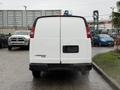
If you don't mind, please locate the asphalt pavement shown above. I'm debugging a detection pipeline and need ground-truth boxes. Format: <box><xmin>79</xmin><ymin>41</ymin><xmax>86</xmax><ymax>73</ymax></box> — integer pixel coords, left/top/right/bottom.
<box><xmin>0</xmin><ymin>47</ymin><xmax>114</xmax><ymax>90</ymax></box>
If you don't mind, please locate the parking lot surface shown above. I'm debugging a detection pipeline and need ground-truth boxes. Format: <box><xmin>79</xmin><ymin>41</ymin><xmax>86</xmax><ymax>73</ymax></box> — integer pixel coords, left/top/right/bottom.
<box><xmin>0</xmin><ymin>47</ymin><xmax>114</xmax><ymax>90</ymax></box>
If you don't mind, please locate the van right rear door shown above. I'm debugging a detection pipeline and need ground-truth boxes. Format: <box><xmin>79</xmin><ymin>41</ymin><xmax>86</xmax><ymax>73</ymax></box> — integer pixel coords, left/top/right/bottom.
<box><xmin>61</xmin><ymin>17</ymin><xmax>91</xmax><ymax>64</ymax></box>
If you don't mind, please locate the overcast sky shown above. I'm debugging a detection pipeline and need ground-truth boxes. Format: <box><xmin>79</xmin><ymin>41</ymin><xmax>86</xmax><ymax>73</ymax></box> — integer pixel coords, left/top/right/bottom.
<box><xmin>0</xmin><ymin>0</ymin><xmax>119</xmax><ymax>20</ymax></box>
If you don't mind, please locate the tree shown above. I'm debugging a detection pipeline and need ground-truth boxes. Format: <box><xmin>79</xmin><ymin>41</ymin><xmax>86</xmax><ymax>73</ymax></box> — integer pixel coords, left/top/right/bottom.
<box><xmin>112</xmin><ymin>12</ymin><xmax>120</xmax><ymax>52</ymax></box>
<box><xmin>112</xmin><ymin>12</ymin><xmax>120</xmax><ymax>28</ymax></box>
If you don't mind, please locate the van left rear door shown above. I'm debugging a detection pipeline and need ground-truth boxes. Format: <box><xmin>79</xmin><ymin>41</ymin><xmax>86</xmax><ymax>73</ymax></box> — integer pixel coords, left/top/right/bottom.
<box><xmin>30</xmin><ymin>17</ymin><xmax>61</xmax><ymax>64</ymax></box>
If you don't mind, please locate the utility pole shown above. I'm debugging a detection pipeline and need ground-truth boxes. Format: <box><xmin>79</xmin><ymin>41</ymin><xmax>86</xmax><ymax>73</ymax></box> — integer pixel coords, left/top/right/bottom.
<box><xmin>24</xmin><ymin>5</ymin><xmax>27</xmax><ymax>30</ymax></box>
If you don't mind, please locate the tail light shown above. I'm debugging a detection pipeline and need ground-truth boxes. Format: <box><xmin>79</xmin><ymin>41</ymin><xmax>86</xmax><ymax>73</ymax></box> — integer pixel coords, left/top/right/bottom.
<box><xmin>82</xmin><ymin>17</ymin><xmax>92</xmax><ymax>39</ymax></box>
<box><xmin>30</xmin><ymin>26</ymin><xmax>35</xmax><ymax>38</ymax></box>
<box><xmin>86</xmin><ymin>24</ymin><xmax>91</xmax><ymax>38</ymax></box>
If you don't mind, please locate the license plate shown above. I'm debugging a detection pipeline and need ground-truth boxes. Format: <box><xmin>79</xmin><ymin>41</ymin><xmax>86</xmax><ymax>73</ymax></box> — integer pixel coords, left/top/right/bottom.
<box><xmin>63</xmin><ymin>45</ymin><xmax>79</xmax><ymax>53</ymax></box>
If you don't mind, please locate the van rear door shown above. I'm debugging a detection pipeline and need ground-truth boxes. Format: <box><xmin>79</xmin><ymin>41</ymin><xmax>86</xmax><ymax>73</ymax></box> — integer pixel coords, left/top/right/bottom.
<box><xmin>61</xmin><ymin>17</ymin><xmax>91</xmax><ymax>64</ymax></box>
<box><xmin>30</xmin><ymin>17</ymin><xmax>61</xmax><ymax>63</ymax></box>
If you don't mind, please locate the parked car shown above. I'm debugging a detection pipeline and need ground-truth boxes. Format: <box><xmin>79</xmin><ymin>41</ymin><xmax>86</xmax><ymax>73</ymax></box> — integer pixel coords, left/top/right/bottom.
<box><xmin>0</xmin><ymin>34</ymin><xmax>8</xmax><ymax>48</ymax></box>
<box><xmin>29</xmin><ymin>15</ymin><xmax>92</xmax><ymax>78</ymax></box>
<box><xmin>110</xmin><ymin>32</ymin><xmax>117</xmax><ymax>39</ymax></box>
<box><xmin>8</xmin><ymin>30</ymin><xmax>30</xmax><ymax>50</ymax></box>
<box><xmin>92</xmin><ymin>34</ymin><xmax>114</xmax><ymax>47</ymax></box>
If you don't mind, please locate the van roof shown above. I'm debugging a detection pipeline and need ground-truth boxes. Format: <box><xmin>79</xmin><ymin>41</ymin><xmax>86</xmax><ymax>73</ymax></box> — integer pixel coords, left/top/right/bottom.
<box><xmin>33</xmin><ymin>15</ymin><xmax>87</xmax><ymax>27</ymax></box>
<box><xmin>35</xmin><ymin>15</ymin><xmax>85</xmax><ymax>21</ymax></box>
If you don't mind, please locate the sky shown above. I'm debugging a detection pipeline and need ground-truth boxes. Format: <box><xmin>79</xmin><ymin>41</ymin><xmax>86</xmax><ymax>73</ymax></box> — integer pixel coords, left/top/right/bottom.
<box><xmin>0</xmin><ymin>0</ymin><xmax>119</xmax><ymax>20</ymax></box>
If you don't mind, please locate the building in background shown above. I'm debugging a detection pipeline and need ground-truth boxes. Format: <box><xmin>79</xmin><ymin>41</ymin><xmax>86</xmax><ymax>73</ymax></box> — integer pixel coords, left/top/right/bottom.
<box><xmin>117</xmin><ymin>1</ymin><xmax>120</xmax><ymax>12</ymax></box>
<box><xmin>88</xmin><ymin>20</ymin><xmax>115</xmax><ymax>34</ymax></box>
<box><xmin>0</xmin><ymin>10</ymin><xmax>61</xmax><ymax>34</ymax></box>
<box><xmin>88</xmin><ymin>20</ymin><xmax>112</xmax><ymax>32</ymax></box>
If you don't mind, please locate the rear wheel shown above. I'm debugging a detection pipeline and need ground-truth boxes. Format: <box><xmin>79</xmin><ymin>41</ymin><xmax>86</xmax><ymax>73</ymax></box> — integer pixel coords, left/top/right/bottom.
<box><xmin>27</xmin><ymin>45</ymin><xmax>29</xmax><ymax>50</ymax></box>
<box><xmin>81</xmin><ymin>65</ymin><xmax>92</xmax><ymax>75</ymax></box>
<box><xmin>92</xmin><ymin>41</ymin><xmax>95</xmax><ymax>47</ymax></box>
<box><xmin>32</xmin><ymin>71</ymin><xmax>41</xmax><ymax>78</ymax></box>
<box><xmin>98</xmin><ymin>42</ymin><xmax>102</xmax><ymax>47</ymax></box>
<box><xmin>81</xmin><ymin>70</ymin><xmax>90</xmax><ymax>75</ymax></box>
<box><xmin>8</xmin><ymin>46</ymin><xmax>12</xmax><ymax>50</ymax></box>
<box><xmin>110</xmin><ymin>44</ymin><xmax>114</xmax><ymax>47</ymax></box>
<box><xmin>0</xmin><ymin>43</ymin><xmax>3</xmax><ymax>48</ymax></box>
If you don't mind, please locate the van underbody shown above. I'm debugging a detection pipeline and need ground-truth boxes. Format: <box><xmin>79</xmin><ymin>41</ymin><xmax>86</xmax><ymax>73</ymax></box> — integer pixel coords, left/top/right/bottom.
<box><xmin>29</xmin><ymin>63</ymin><xmax>92</xmax><ymax>71</ymax></box>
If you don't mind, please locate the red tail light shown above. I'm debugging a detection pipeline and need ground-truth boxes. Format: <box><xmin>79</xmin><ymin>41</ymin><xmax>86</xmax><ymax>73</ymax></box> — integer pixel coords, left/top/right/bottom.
<box><xmin>82</xmin><ymin>17</ymin><xmax>91</xmax><ymax>39</ymax></box>
<box><xmin>86</xmin><ymin>25</ymin><xmax>91</xmax><ymax>38</ymax></box>
<box><xmin>30</xmin><ymin>26</ymin><xmax>35</xmax><ymax>38</ymax></box>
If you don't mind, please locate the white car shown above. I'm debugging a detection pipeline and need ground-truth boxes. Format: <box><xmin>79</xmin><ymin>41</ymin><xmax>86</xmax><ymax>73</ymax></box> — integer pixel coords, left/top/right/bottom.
<box><xmin>29</xmin><ymin>15</ymin><xmax>92</xmax><ymax>78</ymax></box>
<box><xmin>8</xmin><ymin>30</ymin><xmax>30</xmax><ymax>50</ymax></box>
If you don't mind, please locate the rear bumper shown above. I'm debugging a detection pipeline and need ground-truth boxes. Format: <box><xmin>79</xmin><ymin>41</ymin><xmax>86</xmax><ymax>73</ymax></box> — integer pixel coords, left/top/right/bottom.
<box><xmin>29</xmin><ymin>63</ymin><xmax>92</xmax><ymax>71</ymax></box>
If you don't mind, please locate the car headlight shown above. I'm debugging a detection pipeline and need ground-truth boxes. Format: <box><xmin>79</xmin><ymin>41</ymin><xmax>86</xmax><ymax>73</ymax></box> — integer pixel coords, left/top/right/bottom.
<box><xmin>8</xmin><ymin>38</ymin><xmax>11</xmax><ymax>42</ymax></box>
<box><xmin>25</xmin><ymin>39</ymin><xmax>30</xmax><ymax>42</ymax></box>
<box><xmin>25</xmin><ymin>39</ymin><xmax>28</xmax><ymax>41</ymax></box>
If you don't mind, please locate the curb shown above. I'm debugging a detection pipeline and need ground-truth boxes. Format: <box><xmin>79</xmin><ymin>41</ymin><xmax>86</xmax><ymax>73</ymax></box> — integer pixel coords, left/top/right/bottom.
<box><xmin>93</xmin><ymin>62</ymin><xmax>120</xmax><ymax>90</ymax></box>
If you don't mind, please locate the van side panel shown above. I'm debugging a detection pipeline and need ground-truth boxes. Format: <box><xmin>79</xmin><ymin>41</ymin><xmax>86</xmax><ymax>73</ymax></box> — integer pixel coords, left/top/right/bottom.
<box><xmin>30</xmin><ymin>17</ymin><xmax>60</xmax><ymax>63</ymax></box>
<box><xmin>61</xmin><ymin>17</ymin><xmax>91</xmax><ymax>63</ymax></box>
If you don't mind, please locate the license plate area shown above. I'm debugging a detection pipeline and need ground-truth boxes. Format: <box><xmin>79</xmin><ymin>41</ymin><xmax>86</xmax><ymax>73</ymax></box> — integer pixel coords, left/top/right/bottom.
<box><xmin>63</xmin><ymin>45</ymin><xmax>79</xmax><ymax>53</ymax></box>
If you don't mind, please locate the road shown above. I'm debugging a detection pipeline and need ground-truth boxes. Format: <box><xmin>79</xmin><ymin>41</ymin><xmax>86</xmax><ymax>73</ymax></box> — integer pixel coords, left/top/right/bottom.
<box><xmin>0</xmin><ymin>47</ymin><xmax>114</xmax><ymax>90</ymax></box>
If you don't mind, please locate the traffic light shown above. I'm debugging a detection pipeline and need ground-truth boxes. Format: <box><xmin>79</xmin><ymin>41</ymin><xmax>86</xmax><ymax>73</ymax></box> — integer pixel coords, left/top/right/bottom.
<box><xmin>93</xmin><ymin>10</ymin><xmax>99</xmax><ymax>32</ymax></box>
<box><xmin>93</xmin><ymin>10</ymin><xmax>99</xmax><ymax>20</ymax></box>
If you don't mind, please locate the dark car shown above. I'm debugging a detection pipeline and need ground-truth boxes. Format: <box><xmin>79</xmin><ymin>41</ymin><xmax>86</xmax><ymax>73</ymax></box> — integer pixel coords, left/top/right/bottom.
<box><xmin>0</xmin><ymin>34</ymin><xmax>9</xmax><ymax>48</ymax></box>
<box><xmin>110</xmin><ymin>32</ymin><xmax>117</xmax><ymax>39</ymax></box>
<box><xmin>92</xmin><ymin>34</ymin><xmax>114</xmax><ymax>47</ymax></box>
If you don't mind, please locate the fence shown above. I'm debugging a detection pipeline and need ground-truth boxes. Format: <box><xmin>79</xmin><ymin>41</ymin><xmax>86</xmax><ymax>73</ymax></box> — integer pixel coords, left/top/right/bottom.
<box><xmin>0</xmin><ymin>10</ymin><xmax>61</xmax><ymax>34</ymax></box>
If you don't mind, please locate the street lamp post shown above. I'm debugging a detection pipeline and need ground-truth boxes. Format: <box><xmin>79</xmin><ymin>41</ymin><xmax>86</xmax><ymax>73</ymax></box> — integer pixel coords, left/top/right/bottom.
<box><xmin>24</xmin><ymin>5</ymin><xmax>27</xmax><ymax>30</ymax></box>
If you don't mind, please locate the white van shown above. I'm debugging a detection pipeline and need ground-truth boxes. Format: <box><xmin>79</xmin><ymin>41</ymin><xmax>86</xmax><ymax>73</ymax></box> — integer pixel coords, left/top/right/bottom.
<box><xmin>29</xmin><ymin>15</ymin><xmax>92</xmax><ymax>78</ymax></box>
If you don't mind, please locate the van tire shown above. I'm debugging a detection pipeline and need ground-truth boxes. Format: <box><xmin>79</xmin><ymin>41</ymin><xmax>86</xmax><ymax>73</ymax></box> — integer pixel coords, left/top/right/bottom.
<box><xmin>81</xmin><ymin>70</ymin><xmax>90</xmax><ymax>75</ymax></box>
<box><xmin>32</xmin><ymin>71</ymin><xmax>41</xmax><ymax>78</ymax></box>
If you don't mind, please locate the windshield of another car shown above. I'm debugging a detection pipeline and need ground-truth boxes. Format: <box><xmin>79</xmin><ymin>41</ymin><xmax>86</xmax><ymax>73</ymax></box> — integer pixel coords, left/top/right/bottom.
<box><xmin>15</xmin><ymin>31</ymin><xmax>30</xmax><ymax>35</ymax></box>
<box><xmin>99</xmin><ymin>34</ymin><xmax>112</xmax><ymax>39</ymax></box>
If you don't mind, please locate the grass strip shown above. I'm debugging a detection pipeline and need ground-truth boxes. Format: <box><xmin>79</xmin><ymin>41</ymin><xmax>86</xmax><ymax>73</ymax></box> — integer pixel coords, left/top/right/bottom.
<box><xmin>93</xmin><ymin>51</ymin><xmax>120</xmax><ymax>85</ymax></box>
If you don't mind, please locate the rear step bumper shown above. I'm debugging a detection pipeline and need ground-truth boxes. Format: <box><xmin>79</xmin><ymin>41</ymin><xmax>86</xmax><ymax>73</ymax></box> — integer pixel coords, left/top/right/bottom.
<box><xmin>29</xmin><ymin>63</ymin><xmax>92</xmax><ymax>71</ymax></box>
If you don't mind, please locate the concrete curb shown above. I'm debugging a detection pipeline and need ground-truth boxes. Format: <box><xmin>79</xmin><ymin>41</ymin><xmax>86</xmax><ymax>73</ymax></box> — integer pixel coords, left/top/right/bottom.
<box><xmin>93</xmin><ymin>62</ymin><xmax>120</xmax><ymax>90</ymax></box>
